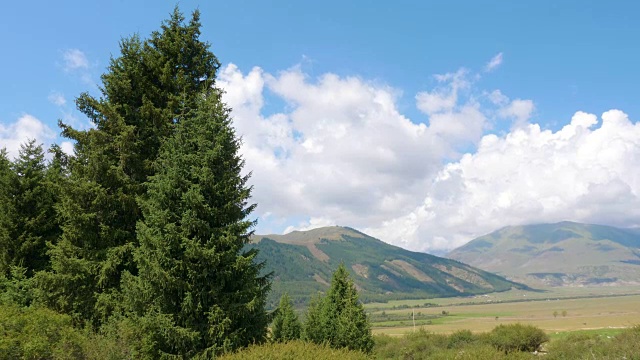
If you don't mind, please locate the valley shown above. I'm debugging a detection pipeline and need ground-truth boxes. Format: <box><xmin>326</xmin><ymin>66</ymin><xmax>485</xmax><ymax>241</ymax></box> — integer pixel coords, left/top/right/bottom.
<box><xmin>252</xmin><ymin>222</ymin><xmax>640</xmax><ymax>337</ymax></box>
<box><xmin>366</xmin><ymin>286</ymin><xmax>640</xmax><ymax>335</ymax></box>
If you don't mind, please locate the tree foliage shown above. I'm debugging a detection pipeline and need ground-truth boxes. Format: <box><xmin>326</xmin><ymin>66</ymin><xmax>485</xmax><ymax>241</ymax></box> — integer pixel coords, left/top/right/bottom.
<box><xmin>303</xmin><ymin>263</ymin><xmax>373</xmax><ymax>353</ymax></box>
<box><xmin>10</xmin><ymin>140</ymin><xmax>60</xmax><ymax>275</ymax></box>
<box><xmin>39</xmin><ymin>7</ymin><xmax>221</xmax><ymax>327</ymax></box>
<box><xmin>1</xmin><ymin>7</ymin><xmax>274</xmax><ymax>358</ymax></box>
<box><xmin>271</xmin><ymin>293</ymin><xmax>302</xmax><ymax>343</ymax></box>
<box><xmin>0</xmin><ymin>141</ymin><xmax>61</xmax><ymax>280</ymax></box>
<box><xmin>121</xmin><ymin>91</ymin><xmax>270</xmax><ymax>358</ymax></box>
<box><xmin>0</xmin><ymin>148</ymin><xmax>16</xmax><ymax>276</ymax></box>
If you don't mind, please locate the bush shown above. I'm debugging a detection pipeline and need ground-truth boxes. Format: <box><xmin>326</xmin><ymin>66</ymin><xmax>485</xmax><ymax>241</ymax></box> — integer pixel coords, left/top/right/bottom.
<box><xmin>447</xmin><ymin>329</ymin><xmax>478</xmax><ymax>349</ymax></box>
<box><xmin>372</xmin><ymin>330</ymin><xmax>535</xmax><ymax>360</ymax></box>
<box><xmin>218</xmin><ymin>341</ymin><xmax>369</xmax><ymax>360</ymax></box>
<box><xmin>372</xmin><ymin>329</ymin><xmax>449</xmax><ymax>359</ymax></box>
<box><xmin>489</xmin><ymin>323</ymin><xmax>548</xmax><ymax>354</ymax></box>
<box><xmin>546</xmin><ymin>326</ymin><xmax>640</xmax><ymax>360</ymax></box>
<box><xmin>0</xmin><ymin>304</ymin><xmax>139</xmax><ymax>360</ymax></box>
<box><xmin>0</xmin><ymin>304</ymin><xmax>85</xmax><ymax>360</ymax></box>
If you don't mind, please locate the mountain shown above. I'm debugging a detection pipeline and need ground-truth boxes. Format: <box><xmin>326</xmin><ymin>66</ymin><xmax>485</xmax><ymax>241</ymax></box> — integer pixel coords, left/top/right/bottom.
<box><xmin>448</xmin><ymin>221</ymin><xmax>640</xmax><ymax>287</ymax></box>
<box><xmin>249</xmin><ymin>226</ymin><xmax>522</xmax><ymax>308</ymax></box>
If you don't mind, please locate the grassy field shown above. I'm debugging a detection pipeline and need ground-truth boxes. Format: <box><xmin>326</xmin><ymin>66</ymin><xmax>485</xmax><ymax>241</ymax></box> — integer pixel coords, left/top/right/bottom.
<box><xmin>367</xmin><ymin>286</ymin><xmax>640</xmax><ymax>336</ymax></box>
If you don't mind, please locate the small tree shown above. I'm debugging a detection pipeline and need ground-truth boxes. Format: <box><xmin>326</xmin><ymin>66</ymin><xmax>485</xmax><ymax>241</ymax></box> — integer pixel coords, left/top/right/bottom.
<box><xmin>271</xmin><ymin>293</ymin><xmax>302</xmax><ymax>342</ymax></box>
<box><xmin>303</xmin><ymin>263</ymin><xmax>374</xmax><ymax>353</ymax></box>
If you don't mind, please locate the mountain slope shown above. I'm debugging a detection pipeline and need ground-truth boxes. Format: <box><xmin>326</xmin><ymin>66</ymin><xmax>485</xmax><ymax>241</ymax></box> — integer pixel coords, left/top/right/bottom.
<box><xmin>448</xmin><ymin>221</ymin><xmax>640</xmax><ymax>286</ymax></box>
<box><xmin>249</xmin><ymin>226</ymin><xmax>522</xmax><ymax>307</ymax></box>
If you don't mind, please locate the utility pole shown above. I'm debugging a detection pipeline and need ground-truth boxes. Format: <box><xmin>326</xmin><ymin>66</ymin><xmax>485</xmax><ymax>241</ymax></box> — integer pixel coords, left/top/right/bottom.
<box><xmin>412</xmin><ymin>308</ymin><xmax>416</xmax><ymax>330</ymax></box>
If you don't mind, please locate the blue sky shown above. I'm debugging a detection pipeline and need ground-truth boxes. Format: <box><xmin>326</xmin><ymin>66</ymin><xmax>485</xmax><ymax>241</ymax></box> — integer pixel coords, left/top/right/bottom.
<box><xmin>2</xmin><ymin>1</ymin><xmax>639</xmax><ymax>252</ymax></box>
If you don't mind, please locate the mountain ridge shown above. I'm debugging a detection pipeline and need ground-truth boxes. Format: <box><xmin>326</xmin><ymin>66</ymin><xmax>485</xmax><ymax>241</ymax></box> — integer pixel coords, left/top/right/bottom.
<box><xmin>248</xmin><ymin>226</ymin><xmax>524</xmax><ymax>308</ymax></box>
<box><xmin>447</xmin><ymin>221</ymin><xmax>640</xmax><ymax>287</ymax></box>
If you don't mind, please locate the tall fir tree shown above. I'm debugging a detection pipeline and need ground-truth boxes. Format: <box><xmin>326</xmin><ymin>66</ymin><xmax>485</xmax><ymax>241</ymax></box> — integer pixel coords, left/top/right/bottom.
<box><xmin>9</xmin><ymin>140</ymin><xmax>60</xmax><ymax>276</ymax></box>
<box><xmin>271</xmin><ymin>293</ymin><xmax>302</xmax><ymax>343</ymax></box>
<box><xmin>0</xmin><ymin>148</ymin><xmax>17</xmax><ymax>276</ymax></box>
<box><xmin>122</xmin><ymin>90</ymin><xmax>270</xmax><ymax>358</ymax></box>
<box><xmin>39</xmin><ymin>7</ymin><xmax>220</xmax><ymax>326</ymax></box>
<box><xmin>303</xmin><ymin>263</ymin><xmax>374</xmax><ymax>353</ymax></box>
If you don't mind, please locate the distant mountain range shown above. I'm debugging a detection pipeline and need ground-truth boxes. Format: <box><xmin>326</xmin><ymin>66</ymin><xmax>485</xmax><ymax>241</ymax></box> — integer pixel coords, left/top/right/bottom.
<box><xmin>448</xmin><ymin>221</ymin><xmax>640</xmax><ymax>287</ymax></box>
<box><xmin>249</xmin><ymin>226</ymin><xmax>522</xmax><ymax>308</ymax></box>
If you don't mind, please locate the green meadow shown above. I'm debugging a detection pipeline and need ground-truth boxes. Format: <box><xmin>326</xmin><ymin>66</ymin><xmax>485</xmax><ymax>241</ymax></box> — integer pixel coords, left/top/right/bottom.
<box><xmin>366</xmin><ymin>286</ymin><xmax>640</xmax><ymax>335</ymax></box>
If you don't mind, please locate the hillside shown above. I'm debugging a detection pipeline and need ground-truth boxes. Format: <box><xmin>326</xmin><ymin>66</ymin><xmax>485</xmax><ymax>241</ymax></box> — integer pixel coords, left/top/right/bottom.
<box><xmin>448</xmin><ymin>221</ymin><xmax>640</xmax><ymax>287</ymax></box>
<box><xmin>249</xmin><ymin>226</ymin><xmax>522</xmax><ymax>308</ymax></box>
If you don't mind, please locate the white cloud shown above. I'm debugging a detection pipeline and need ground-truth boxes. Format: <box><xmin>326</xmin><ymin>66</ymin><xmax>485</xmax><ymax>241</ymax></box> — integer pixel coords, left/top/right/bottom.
<box><xmin>219</xmin><ymin>62</ymin><xmax>637</xmax><ymax>254</ymax></box>
<box><xmin>63</xmin><ymin>49</ymin><xmax>89</xmax><ymax>71</ymax></box>
<box><xmin>416</xmin><ymin>69</ymin><xmax>468</xmax><ymax>115</ymax></box>
<box><xmin>60</xmin><ymin>141</ymin><xmax>75</xmax><ymax>156</ymax></box>
<box><xmin>499</xmin><ymin>99</ymin><xmax>535</xmax><ymax>128</ymax></box>
<box><xmin>485</xmin><ymin>52</ymin><xmax>503</xmax><ymax>72</ymax></box>
<box><xmin>367</xmin><ymin>110</ymin><xmax>640</xmax><ymax>252</ymax></box>
<box><xmin>284</xmin><ymin>217</ymin><xmax>335</xmax><ymax>234</ymax></box>
<box><xmin>48</xmin><ymin>92</ymin><xmax>66</xmax><ymax>106</ymax></box>
<box><xmin>0</xmin><ymin>114</ymin><xmax>56</xmax><ymax>159</ymax></box>
<box><xmin>487</xmin><ymin>89</ymin><xmax>508</xmax><ymax>105</ymax></box>
<box><xmin>219</xmin><ymin>64</ymin><xmax>448</xmax><ymax>233</ymax></box>
<box><xmin>487</xmin><ymin>89</ymin><xmax>535</xmax><ymax>128</ymax></box>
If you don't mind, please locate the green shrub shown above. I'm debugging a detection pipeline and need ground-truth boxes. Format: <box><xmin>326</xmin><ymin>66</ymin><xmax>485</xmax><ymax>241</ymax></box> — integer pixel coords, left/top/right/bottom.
<box><xmin>547</xmin><ymin>326</ymin><xmax>640</xmax><ymax>360</ymax></box>
<box><xmin>546</xmin><ymin>332</ymin><xmax>606</xmax><ymax>359</ymax></box>
<box><xmin>447</xmin><ymin>329</ymin><xmax>478</xmax><ymax>349</ymax></box>
<box><xmin>219</xmin><ymin>341</ymin><xmax>369</xmax><ymax>360</ymax></box>
<box><xmin>489</xmin><ymin>323</ymin><xmax>548</xmax><ymax>354</ymax></box>
<box><xmin>372</xmin><ymin>329</ymin><xmax>449</xmax><ymax>359</ymax></box>
<box><xmin>0</xmin><ymin>304</ymin><xmax>140</xmax><ymax>360</ymax></box>
<box><xmin>0</xmin><ymin>304</ymin><xmax>85</xmax><ymax>360</ymax></box>
<box><xmin>372</xmin><ymin>330</ymin><xmax>535</xmax><ymax>360</ymax></box>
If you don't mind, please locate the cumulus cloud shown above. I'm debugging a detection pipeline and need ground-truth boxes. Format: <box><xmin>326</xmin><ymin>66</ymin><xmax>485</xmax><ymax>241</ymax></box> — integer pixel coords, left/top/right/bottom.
<box><xmin>219</xmin><ymin>62</ymin><xmax>636</xmax><ymax>254</ymax></box>
<box><xmin>62</xmin><ymin>49</ymin><xmax>89</xmax><ymax>71</ymax></box>
<box><xmin>219</xmin><ymin>64</ymin><xmax>448</xmax><ymax>234</ymax></box>
<box><xmin>485</xmin><ymin>52</ymin><xmax>503</xmax><ymax>72</ymax></box>
<box><xmin>0</xmin><ymin>114</ymin><xmax>56</xmax><ymax>158</ymax></box>
<box><xmin>366</xmin><ymin>110</ymin><xmax>640</xmax><ymax>252</ymax></box>
<box><xmin>499</xmin><ymin>99</ymin><xmax>535</xmax><ymax>128</ymax></box>
<box><xmin>488</xmin><ymin>89</ymin><xmax>535</xmax><ymax>128</ymax></box>
<box><xmin>217</xmin><ymin>63</ymin><xmax>518</xmax><ymax>241</ymax></box>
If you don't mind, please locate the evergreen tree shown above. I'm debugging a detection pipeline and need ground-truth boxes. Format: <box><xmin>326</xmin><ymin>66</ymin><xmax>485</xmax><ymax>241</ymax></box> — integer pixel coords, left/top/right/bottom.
<box><xmin>302</xmin><ymin>293</ymin><xmax>328</xmax><ymax>345</ymax></box>
<box><xmin>39</xmin><ymin>7</ymin><xmax>220</xmax><ymax>326</ymax></box>
<box><xmin>303</xmin><ymin>263</ymin><xmax>373</xmax><ymax>353</ymax></box>
<box><xmin>271</xmin><ymin>293</ymin><xmax>302</xmax><ymax>343</ymax></box>
<box><xmin>9</xmin><ymin>140</ymin><xmax>60</xmax><ymax>276</ymax></box>
<box><xmin>122</xmin><ymin>90</ymin><xmax>270</xmax><ymax>358</ymax></box>
<box><xmin>0</xmin><ymin>148</ymin><xmax>17</xmax><ymax>276</ymax></box>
